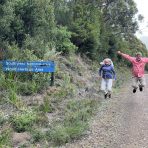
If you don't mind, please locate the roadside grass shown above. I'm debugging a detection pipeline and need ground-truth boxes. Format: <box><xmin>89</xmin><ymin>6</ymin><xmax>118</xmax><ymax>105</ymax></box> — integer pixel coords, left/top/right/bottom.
<box><xmin>48</xmin><ymin>72</ymin><xmax>77</xmax><ymax>104</ymax></box>
<box><xmin>0</xmin><ymin>112</ymin><xmax>9</xmax><ymax>126</ymax></box>
<box><xmin>39</xmin><ymin>96</ymin><xmax>54</xmax><ymax>113</ymax></box>
<box><xmin>10</xmin><ymin>109</ymin><xmax>38</xmax><ymax>132</ymax></box>
<box><xmin>46</xmin><ymin>99</ymin><xmax>98</xmax><ymax>146</ymax></box>
<box><xmin>30</xmin><ymin>129</ymin><xmax>45</xmax><ymax>143</ymax></box>
<box><xmin>0</xmin><ymin>127</ymin><xmax>12</xmax><ymax>147</ymax></box>
<box><xmin>113</xmin><ymin>65</ymin><xmax>131</xmax><ymax>92</ymax></box>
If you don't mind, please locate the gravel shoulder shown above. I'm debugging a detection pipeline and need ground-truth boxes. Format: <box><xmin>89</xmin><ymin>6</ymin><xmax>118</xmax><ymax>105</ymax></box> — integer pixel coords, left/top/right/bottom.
<box><xmin>64</xmin><ymin>75</ymin><xmax>148</xmax><ymax>148</ymax></box>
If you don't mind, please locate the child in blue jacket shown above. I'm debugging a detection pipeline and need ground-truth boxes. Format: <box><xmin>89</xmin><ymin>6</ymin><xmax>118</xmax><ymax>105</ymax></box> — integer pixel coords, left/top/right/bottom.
<box><xmin>99</xmin><ymin>58</ymin><xmax>116</xmax><ymax>99</ymax></box>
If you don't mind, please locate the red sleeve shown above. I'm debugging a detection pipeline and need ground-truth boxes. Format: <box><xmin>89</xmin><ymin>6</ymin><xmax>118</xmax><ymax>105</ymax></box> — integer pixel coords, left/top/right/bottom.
<box><xmin>142</xmin><ymin>58</ymin><xmax>148</xmax><ymax>63</ymax></box>
<box><xmin>120</xmin><ymin>53</ymin><xmax>134</xmax><ymax>62</ymax></box>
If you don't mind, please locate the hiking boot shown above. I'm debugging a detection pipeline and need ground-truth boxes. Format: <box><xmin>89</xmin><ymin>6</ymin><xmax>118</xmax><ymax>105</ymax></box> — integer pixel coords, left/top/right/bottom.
<box><xmin>104</xmin><ymin>93</ymin><xmax>108</xmax><ymax>99</ymax></box>
<box><xmin>139</xmin><ymin>86</ymin><xmax>143</xmax><ymax>91</ymax></box>
<box><xmin>133</xmin><ymin>88</ymin><xmax>137</xmax><ymax>93</ymax></box>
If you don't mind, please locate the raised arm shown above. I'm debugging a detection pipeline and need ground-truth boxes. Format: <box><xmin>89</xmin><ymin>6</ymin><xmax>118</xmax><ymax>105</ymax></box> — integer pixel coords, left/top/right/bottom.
<box><xmin>117</xmin><ymin>51</ymin><xmax>134</xmax><ymax>62</ymax></box>
<box><xmin>142</xmin><ymin>57</ymin><xmax>148</xmax><ymax>63</ymax></box>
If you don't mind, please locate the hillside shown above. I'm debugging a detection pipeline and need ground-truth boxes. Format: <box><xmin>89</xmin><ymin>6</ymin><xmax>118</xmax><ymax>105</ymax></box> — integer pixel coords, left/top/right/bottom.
<box><xmin>0</xmin><ymin>54</ymin><xmax>130</xmax><ymax>147</ymax></box>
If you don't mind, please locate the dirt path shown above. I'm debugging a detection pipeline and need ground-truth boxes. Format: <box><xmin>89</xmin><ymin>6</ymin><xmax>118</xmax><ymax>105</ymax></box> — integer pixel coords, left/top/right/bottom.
<box><xmin>64</xmin><ymin>75</ymin><xmax>148</xmax><ymax>148</ymax></box>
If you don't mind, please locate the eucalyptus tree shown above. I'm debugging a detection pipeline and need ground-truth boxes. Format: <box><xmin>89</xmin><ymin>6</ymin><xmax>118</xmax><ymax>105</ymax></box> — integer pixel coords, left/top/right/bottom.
<box><xmin>0</xmin><ymin>0</ymin><xmax>15</xmax><ymax>48</ymax></box>
<box><xmin>92</xmin><ymin>0</ymin><xmax>143</xmax><ymax>59</ymax></box>
<box><xmin>52</xmin><ymin>0</ymin><xmax>70</xmax><ymax>26</ymax></box>
<box><xmin>65</xmin><ymin>0</ymin><xmax>102</xmax><ymax>59</ymax></box>
<box><xmin>99</xmin><ymin>0</ymin><xmax>139</xmax><ymax>37</ymax></box>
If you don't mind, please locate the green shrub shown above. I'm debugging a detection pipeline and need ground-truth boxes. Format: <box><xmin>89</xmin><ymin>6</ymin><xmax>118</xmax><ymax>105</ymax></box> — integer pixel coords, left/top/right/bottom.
<box><xmin>47</xmin><ymin>125</ymin><xmax>70</xmax><ymax>145</ymax></box>
<box><xmin>65</xmin><ymin>121</ymin><xmax>88</xmax><ymax>139</ymax></box>
<box><xmin>39</xmin><ymin>96</ymin><xmax>54</xmax><ymax>113</ymax></box>
<box><xmin>7</xmin><ymin>88</ymin><xmax>24</xmax><ymax>109</ymax></box>
<box><xmin>56</xmin><ymin>26</ymin><xmax>77</xmax><ymax>55</ymax></box>
<box><xmin>35</xmin><ymin>113</ymin><xmax>49</xmax><ymax>127</ymax></box>
<box><xmin>66</xmin><ymin>99</ymin><xmax>97</xmax><ymax>112</ymax></box>
<box><xmin>31</xmin><ymin>129</ymin><xmax>45</xmax><ymax>143</ymax></box>
<box><xmin>64</xmin><ymin>107</ymin><xmax>92</xmax><ymax>125</ymax></box>
<box><xmin>0</xmin><ymin>112</ymin><xmax>8</xmax><ymax>126</ymax></box>
<box><xmin>11</xmin><ymin>109</ymin><xmax>37</xmax><ymax>132</ymax></box>
<box><xmin>16</xmin><ymin>81</ymin><xmax>37</xmax><ymax>95</ymax></box>
<box><xmin>0</xmin><ymin>73</ymin><xmax>6</xmax><ymax>90</ymax></box>
<box><xmin>8</xmin><ymin>89</ymin><xmax>18</xmax><ymax>102</ymax></box>
<box><xmin>53</xmin><ymin>73</ymin><xmax>76</xmax><ymax>100</ymax></box>
<box><xmin>46</xmin><ymin>99</ymin><xmax>97</xmax><ymax>146</ymax></box>
<box><xmin>47</xmin><ymin>121</ymin><xmax>88</xmax><ymax>146</ymax></box>
<box><xmin>0</xmin><ymin>128</ymin><xmax>12</xmax><ymax>147</ymax></box>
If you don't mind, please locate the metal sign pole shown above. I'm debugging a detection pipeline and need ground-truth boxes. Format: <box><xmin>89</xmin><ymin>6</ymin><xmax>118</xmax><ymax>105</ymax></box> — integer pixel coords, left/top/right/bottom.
<box><xmin>50</xmin><ymin>72</ymin><xmax>54</xmax><ymax>86</ymax></box>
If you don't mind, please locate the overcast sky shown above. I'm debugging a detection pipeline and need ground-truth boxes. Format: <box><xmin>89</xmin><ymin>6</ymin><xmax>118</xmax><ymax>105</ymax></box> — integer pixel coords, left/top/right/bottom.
<box><xmin>134</xmin><ymin>0</ymin><xmax>148</xmax><ymax>37</ymax></box>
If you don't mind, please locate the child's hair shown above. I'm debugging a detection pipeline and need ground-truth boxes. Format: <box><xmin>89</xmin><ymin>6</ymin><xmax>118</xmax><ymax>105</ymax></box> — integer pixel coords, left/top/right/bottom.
<box><xmin>100</xmin><ymin>58</ymin><xmax>114</xmax><ymax>67</ymax></box>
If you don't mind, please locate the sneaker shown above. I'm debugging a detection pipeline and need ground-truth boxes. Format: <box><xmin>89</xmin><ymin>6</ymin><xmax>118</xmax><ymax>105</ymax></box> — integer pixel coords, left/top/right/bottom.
<box><xmin>108</xmin><ymin>94</ymin><xmax>111</xmax><ymax>98</ymax></box>
<box><xmin>104</xmin><ymin>93</ymin><xmax>108</xmax><ymax>99</ymax></box>
<box><xmin>133</xmin><ymin>88</ymin><xmax>137</xmax><ymax>93</ymax></box>
<box><xmin>139</xmin><ymin>86</ymin><xmax>143</xmax><ymax>91</ymax></box>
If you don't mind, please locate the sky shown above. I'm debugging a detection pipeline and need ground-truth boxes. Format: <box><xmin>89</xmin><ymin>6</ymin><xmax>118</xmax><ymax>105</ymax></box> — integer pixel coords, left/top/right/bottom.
<box><xmin>134</xmin><ymin>0</ymin><xmax>148</xmax><ymax>37</ymax></box>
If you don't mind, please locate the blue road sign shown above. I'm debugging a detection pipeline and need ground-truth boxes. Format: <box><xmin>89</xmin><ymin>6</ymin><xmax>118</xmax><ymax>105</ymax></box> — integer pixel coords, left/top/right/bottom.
<box><xmin>1</xmin><ymin>60</ymin><xmax>55</xmax><ymax>72</ymax></box>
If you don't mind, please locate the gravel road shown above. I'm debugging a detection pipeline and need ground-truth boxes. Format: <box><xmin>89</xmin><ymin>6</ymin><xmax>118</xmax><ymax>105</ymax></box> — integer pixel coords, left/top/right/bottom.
<box><xmin>64</xmin><ymin>75</ymin><xmax>148</xmax><ymax>148</ymax></box>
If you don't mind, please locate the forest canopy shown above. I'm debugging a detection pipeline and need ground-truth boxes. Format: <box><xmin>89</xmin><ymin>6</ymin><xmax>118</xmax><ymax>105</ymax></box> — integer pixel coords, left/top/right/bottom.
<box><xmin>0</xmin><ymin>0</ymin><xmax>147</xmax><ymax>61</ymax></box>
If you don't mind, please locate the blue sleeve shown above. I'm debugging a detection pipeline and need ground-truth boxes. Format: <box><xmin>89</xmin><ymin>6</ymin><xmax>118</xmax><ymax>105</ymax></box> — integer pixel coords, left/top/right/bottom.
<box><xmin>111</xmin><ymin>67</ymin><xmax>116</xmax><ymax>80</ymax></box>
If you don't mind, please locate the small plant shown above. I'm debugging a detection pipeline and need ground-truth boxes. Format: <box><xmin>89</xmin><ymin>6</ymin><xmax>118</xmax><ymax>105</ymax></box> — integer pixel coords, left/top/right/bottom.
<box><xmin>11</xmin><ymin>109</ymin><xmax>37</xmax><ymax>132</ymax></box>
<box><xmin>31</xmin><ymin>129</ymin><xmax>45</xmax><ymax>143</ymax></box>
<box><xmin>0</xmin><ymin>73</ymin><xmax>6</xmax><ymax>90</ymax></box>
<box><xmin>39</xmin><ymin>96</ymin><xmax>54</xmax><ymax>113</ymax></box>
<box><xmin>7</xmin><ymin>88</ymin><xmax>24</xmax><ymax>109</ymax></box>
<box><xmin>47</xmin><ymin>125</ymin><xmax>70</xmax><ymax>145</ymax></box>
<box><xmin>0</xmin><ymin>112</ymin><xmax>9</xmax><ymax>126</ymax></box>
<box><xmin>65</xmin><ymin>121</ymin><xmax>88</xmax><ymax>139</ymax></box>
<box><xmin>66</xmin><ymin>99</ymin><xmax>97</xmax><ymax>112</ymax></box>
<box><xmin>0</xmin><ymin>128</ymin><xmax>12</xmax><ymax>147</ymax></box>
<box><xmin>16</xmin><ymin>80</ymin><xmax>40</xmax><ymax>95</ymax></box>
<box><xmin>46</xmin><ymin>121</ymin><xmax>88</xmax><ymax>146</ymax></box>
<box><xmin>53</xmin><ymin>73</ymin><xmax>76</xmax><ymax>100</ymax></box>
<box><xmin>35</xmin><ymin>113</ymin><xmax>49</xmax><ymax>127</ymax></box>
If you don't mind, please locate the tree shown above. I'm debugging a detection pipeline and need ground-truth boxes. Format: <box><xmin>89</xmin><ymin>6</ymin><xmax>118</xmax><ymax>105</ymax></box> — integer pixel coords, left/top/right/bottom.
<box><xmin>101</xmin><ymin>0</ymin><xmax>139</xmax><ymax>37</ymax></box>
<box><xmin>0</xmin><ymin>0</ymin><xmax>15</xmax><ymax>48</ymax></box>
<box><xmin>66</xmin><ymin>0</ymin><xmax>102</xmax><ymax>59</ymax></box>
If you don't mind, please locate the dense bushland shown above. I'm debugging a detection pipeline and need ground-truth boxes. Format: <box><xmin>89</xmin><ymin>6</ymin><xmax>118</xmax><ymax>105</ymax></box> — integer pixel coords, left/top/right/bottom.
<box><xmin>0</xmin><ymin>0</ymin><xmax>148</xmax><ymax>147</ymax></box>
